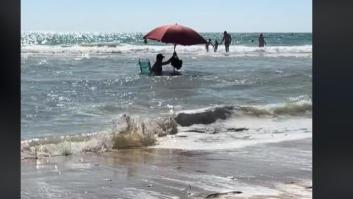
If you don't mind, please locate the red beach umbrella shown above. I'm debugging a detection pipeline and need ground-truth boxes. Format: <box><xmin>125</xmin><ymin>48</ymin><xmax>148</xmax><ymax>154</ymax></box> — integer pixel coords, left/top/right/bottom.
<box><xmin>143</xmin><ymin>24</ymin><xmax>207</xmax><ymax>50</ymax></box>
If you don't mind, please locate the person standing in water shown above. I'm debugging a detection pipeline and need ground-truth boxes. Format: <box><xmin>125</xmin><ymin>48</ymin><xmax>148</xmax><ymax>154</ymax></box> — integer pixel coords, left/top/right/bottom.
<box><xmin>221</xmin><ymin>31</ymin><xmax>232</xmax><ymax>52</ymax></box>
<box><xmin>258</xmin><ymin>33</ymin><xmax>267</xmax><ymax>47</ymax></box>
<box><xmin>213</xmin><ymin>40</ymin><xmax>219</xmax><ymax>52</ymax></box>
<box><xmin>205</xmin><ymin>39</ymin><xmax>214</xmax><ymax>52</ymax></box>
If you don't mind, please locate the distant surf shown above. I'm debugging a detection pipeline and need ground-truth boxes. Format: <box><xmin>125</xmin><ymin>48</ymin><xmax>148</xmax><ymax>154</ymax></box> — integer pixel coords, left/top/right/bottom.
<box><xmin>21</xmin><ymin>32</ymin><xmax>312</xmax><ymax>57</ymax></box>
<box><xmin>21</xmin><ymin>44</ymin><xmax>312</xmax><ymax>58</ymax></box>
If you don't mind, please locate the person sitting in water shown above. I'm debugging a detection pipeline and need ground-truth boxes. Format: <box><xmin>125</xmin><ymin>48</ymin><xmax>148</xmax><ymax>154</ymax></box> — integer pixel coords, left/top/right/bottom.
<box><xmin>151</xmin><ymin>53</ymin><xmax>177</xmax><ymax>76</ymax></box>
<box><xmin>258</xmin><ymin>33</ymin><xmax>267</xmax><ymax>47</ymax></box>
<box><xmin>205</xmin><ymin>39</ymin><xmax>214</xmax><ymax>52</ymax></box>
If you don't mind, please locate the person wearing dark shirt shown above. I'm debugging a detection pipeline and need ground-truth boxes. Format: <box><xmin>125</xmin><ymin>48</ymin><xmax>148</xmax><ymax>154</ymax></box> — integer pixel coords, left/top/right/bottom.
<box><xmin>258</xmin><ymin>33</ymin><xmax>267</xmax><ymax>47</ymax></box>
<box><xmin>221</xmin><ymin>31</ymin><xmax>232</xmax><ymax>52</ymax></box>
<box><xmin>151</xmin><ymin>53</ymin><xmax>172</xmax><ymax>76</ymax></box>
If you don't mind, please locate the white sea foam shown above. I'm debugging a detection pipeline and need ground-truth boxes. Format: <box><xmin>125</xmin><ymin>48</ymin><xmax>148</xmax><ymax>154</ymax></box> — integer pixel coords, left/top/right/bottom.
<box><xmin>174</xmin><ymin>99</ymin><xmax>312</xmax><ymax>127</ymax></box>
<box><xmin>21</xmin><ymin>44</ymin><xmax>312</xmax><ymax>57</ymax></box>
<box><xmin>153</xmin><ymin>116</ymin><xmax>312</xmax><ymax>150</ymax></box>
<box><xmin>20</xmin><ymin>115</ymin><xmax>177</xmax><ymax>159</ymax></box>
<box><xmin>21</xmin><ymin>101</ymin><xmax>312</xmax><ymax>158</ymax></box>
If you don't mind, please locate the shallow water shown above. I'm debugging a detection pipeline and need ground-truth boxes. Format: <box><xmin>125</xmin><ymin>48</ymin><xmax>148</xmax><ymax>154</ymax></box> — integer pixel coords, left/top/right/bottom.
<box><xmin>21</xmin><ymin>138</ymin><xmax>312</xmax><ymax>199</ymax></box>
<box><xmin>21</xmin><ymin>44</ymin><xmax>311</xmax><ymax>138</ymax></box>
<box><xmin>21</xmin><ymin>33</ymin><xmax>311</xmax><ymax>144</ymax></box>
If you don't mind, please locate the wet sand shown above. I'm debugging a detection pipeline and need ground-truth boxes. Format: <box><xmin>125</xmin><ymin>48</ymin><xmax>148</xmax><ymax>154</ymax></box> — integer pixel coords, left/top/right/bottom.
<box><xmin>21</xmin><ymin>138</ymin><xmax>312</xmax><ymax>199</ymax></box>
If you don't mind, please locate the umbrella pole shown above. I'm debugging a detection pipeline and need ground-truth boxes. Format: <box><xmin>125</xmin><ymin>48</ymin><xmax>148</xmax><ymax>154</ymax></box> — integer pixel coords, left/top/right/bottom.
<box><xmin>173</xmin><ymin>44</ymin><xmax>176</xmax><ymax>74</ymax></box>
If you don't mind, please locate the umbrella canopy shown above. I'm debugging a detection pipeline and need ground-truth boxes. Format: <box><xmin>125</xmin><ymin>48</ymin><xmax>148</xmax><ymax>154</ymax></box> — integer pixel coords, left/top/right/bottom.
<box><xmin>143</xmin><ymin>24</ymin><xmax>207</xmax><ymax>46</ymax></box>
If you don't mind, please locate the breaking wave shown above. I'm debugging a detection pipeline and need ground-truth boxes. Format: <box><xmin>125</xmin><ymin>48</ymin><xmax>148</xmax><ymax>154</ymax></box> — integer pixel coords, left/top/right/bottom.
<box><xmin>21</xmin><ymin>44</ymin><xmax>312</xmax><ymax>57</ymax></box>
<box><xmin>21</xmin><ymin>98</ymin><xmax>311</xmax><ymax>159</ymax></box>
<box><xmin>21</xmin><ymin>115</ymin><xmax>178</xmax><ymax>159</ymax></box>
<box><xmin>175</xmin><ymin>99</ymin><xmax>312</xmax><ymax>126</ymax></box>
<box><xmin>21</xmin><ymin>32</ymin><xmax>312</xmax><ymax>57</ymax></box>
<box><xmin>21</xmin><ymin>32</ymin><xmax>312</xmax><ymax>56</ymax></box>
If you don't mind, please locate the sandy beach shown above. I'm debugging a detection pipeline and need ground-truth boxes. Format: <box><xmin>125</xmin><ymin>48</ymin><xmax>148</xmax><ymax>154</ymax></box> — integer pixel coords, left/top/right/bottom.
<box><xmin>21</xmin><ymin>138</ymin><xmax>311</xmax><ymax>199</ymax></box>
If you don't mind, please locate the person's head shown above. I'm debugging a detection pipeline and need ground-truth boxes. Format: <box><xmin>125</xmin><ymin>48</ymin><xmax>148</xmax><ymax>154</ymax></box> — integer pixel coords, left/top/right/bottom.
<box><xmin>156</xmin><ymin>53</ymin><xmax>164</xmax><ymax>61</ymax></box>
<box><xmin>260</xmin><ymin>33</ymin><xmax>263</xmax><ymax>37</ymax></box>
<box><xmin>224</xmin><ymin>31</ymin><xmax>227</xmax><ymax>35</ymax></box>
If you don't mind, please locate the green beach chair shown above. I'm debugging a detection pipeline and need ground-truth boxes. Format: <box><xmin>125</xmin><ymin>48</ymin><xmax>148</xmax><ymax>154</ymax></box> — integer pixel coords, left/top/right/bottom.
<box><xmin>138</xmin><ymin>58</ymin><xmax>152</xmax><ymax>75</ymax></box>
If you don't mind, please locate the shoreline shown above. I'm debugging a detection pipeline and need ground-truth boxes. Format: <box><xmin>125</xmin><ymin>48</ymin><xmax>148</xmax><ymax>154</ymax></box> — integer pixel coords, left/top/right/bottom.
<box><xmin>22</xmin><ymin>137</ymin><xmax>312</xmax><ymax>198</ymax></box>
<box><xmin>21</xmin><ymin>115</ymin><xmax>312</xmax><ymax>160</ymax></box>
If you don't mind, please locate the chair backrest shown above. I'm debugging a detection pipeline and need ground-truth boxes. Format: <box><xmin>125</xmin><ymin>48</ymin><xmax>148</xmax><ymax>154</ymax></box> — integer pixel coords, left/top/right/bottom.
<box><xmin>138</xmin><ymin>59</ymin><xmax>151</xmax><ymax>74</ymax></box>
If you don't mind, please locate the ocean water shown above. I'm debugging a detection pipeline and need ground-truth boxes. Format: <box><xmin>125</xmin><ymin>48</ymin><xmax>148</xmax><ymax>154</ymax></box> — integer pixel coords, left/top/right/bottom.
<box><xmin>21</xmin><ymin>32</ymin><xmax>312</xmax><ymax>151</ymax></box>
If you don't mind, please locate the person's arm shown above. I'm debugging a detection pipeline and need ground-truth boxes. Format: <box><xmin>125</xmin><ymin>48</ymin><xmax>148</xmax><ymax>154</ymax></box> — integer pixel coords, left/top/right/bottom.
<box><xmin>162</xmin><ymin>57</ymin><xmax>172</xmax><ymax>65</ymax></box>
<box><xmin>221</xmin><ymin>36</ymin><xmax>225</xmax><ymax>44</ymax></box>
